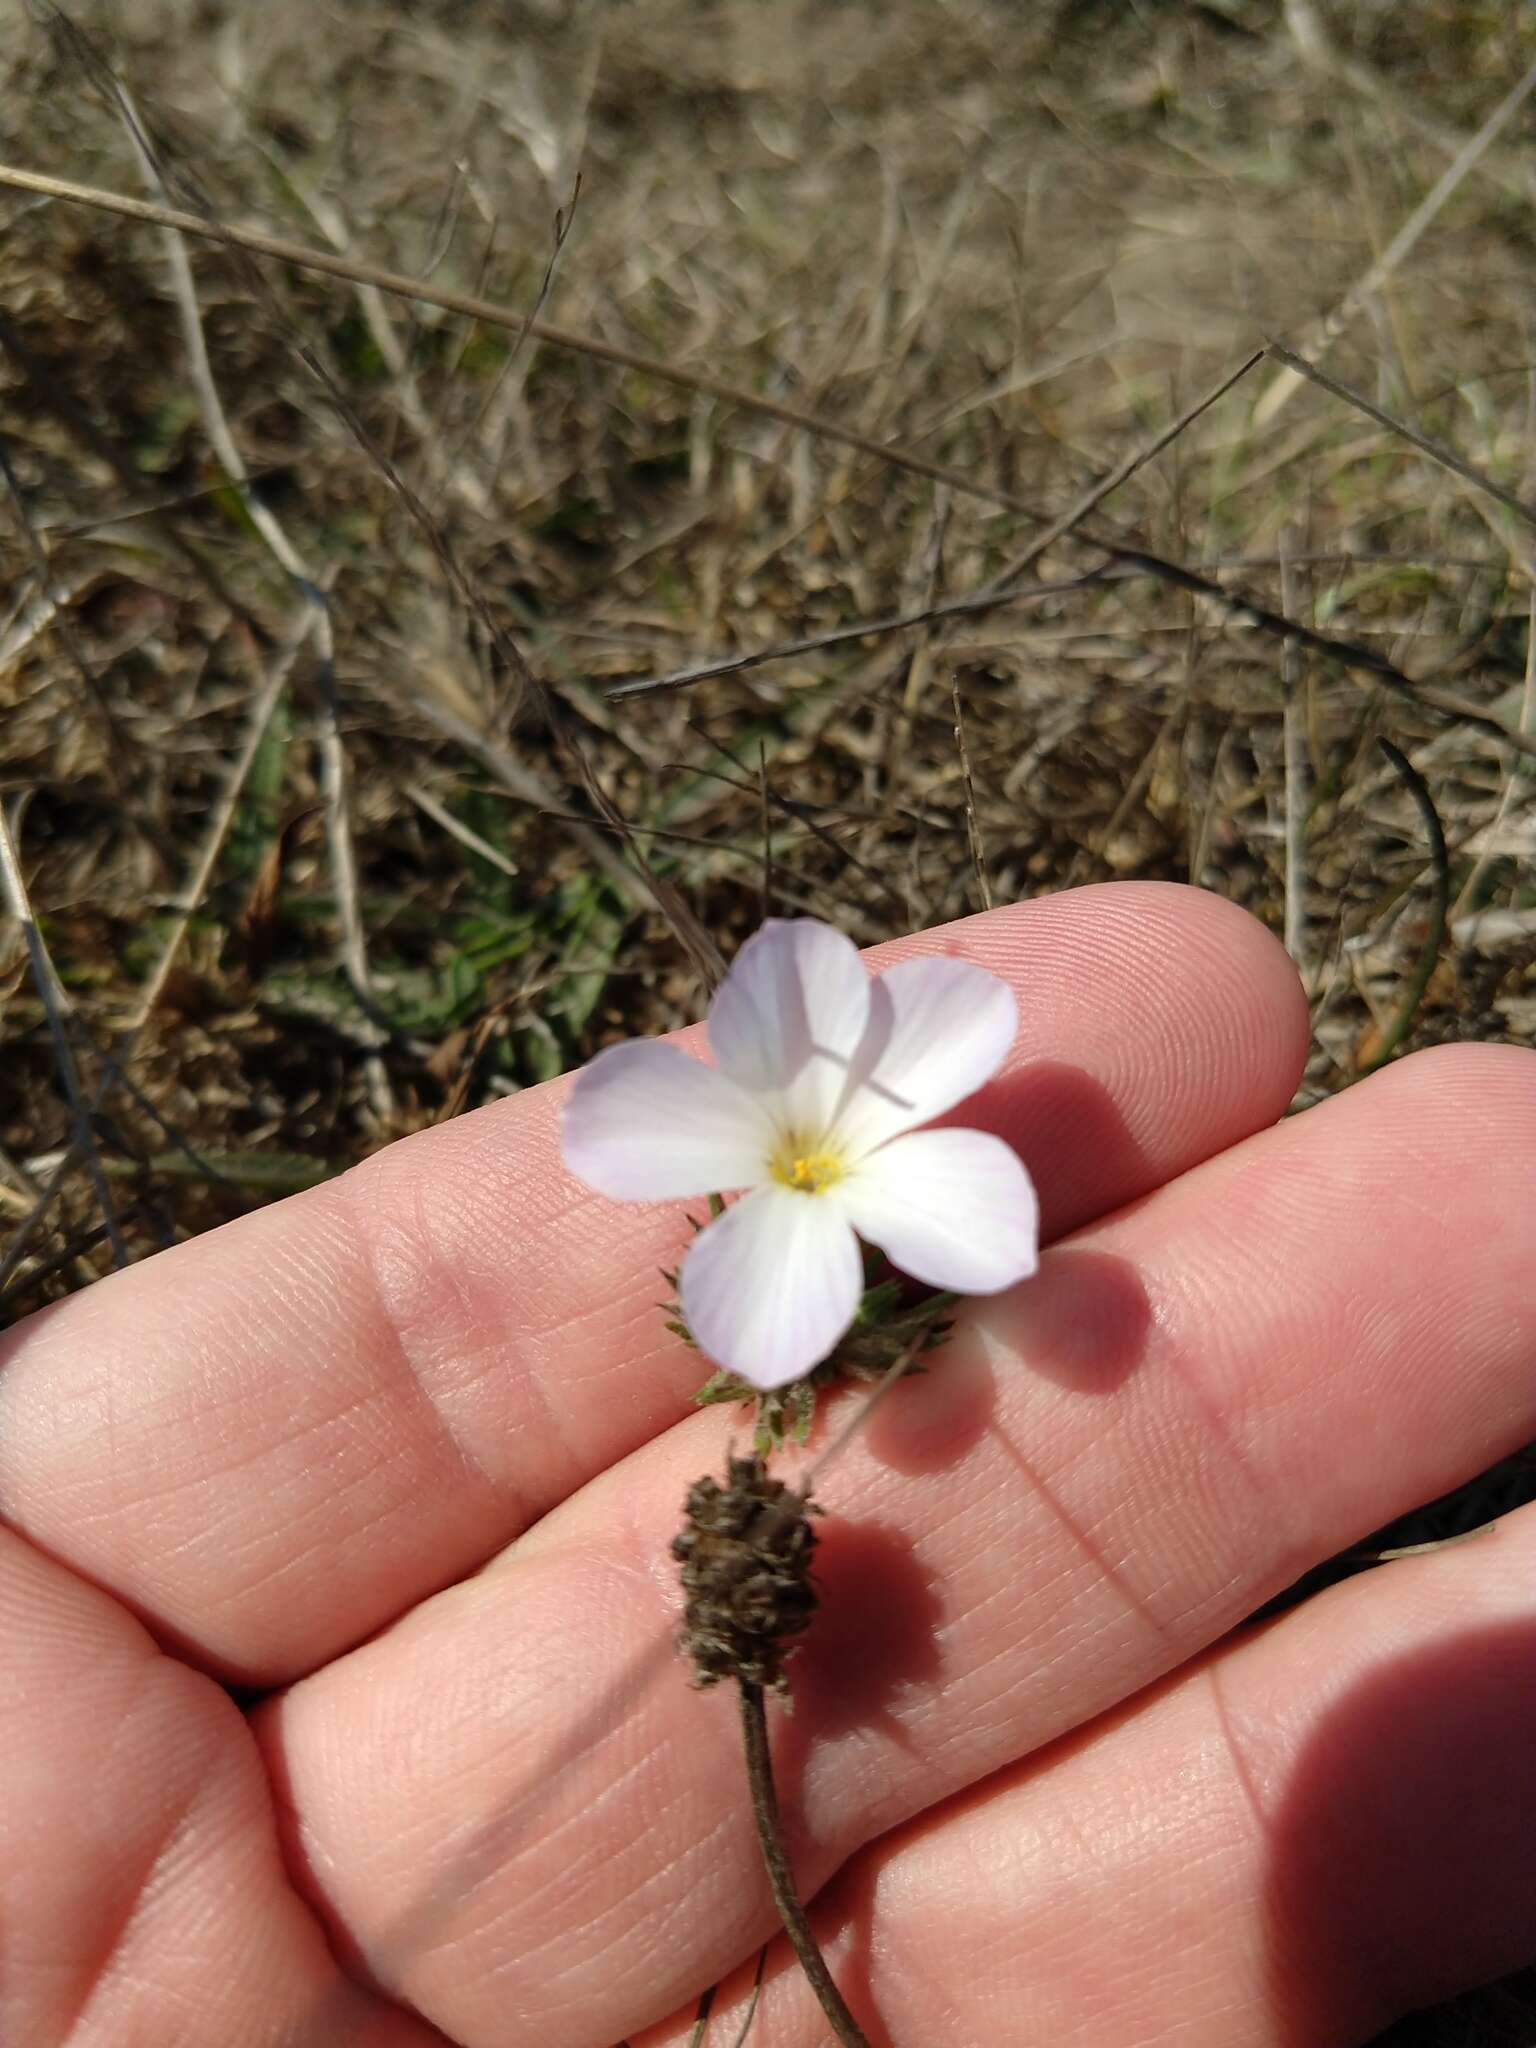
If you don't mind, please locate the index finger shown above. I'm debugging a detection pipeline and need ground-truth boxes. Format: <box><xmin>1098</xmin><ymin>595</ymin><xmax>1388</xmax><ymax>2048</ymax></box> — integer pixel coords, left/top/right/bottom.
<box><xmin>0</xmin><ymin>882</ymin><xmax>1306</xmax><ymax>1685</ymax></box>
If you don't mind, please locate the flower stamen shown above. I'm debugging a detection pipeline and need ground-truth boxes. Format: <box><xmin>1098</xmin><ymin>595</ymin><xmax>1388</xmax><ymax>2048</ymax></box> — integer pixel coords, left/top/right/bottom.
<box><xmin>773</xmin><ymin>1148</ymin><xmax>844</xmax><ymax>1194</ymax></box>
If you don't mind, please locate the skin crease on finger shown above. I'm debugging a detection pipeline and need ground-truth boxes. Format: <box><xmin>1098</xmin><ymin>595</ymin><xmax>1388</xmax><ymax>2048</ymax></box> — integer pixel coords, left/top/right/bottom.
<box><xmin>633</xmin><ymin>1497</ymin><xmax>1536</xmax><ymax>2048</ymax></box>
<box><xmin>255</xmin><ymin>1042</ymin><xmax>1536</xmax><ymax>2048</ymax></box>
<box><xmin>0</xmin><ymin>883</ymin><xmax>1309</xmax><ymax>1688</ymax></box>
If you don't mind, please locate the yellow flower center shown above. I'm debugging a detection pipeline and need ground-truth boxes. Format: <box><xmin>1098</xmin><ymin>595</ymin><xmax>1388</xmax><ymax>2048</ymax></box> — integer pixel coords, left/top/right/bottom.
<box><xmin>771</xmin><ymin>1147</ymin><xmax>844</xmax><ymax>1194</ymax></box>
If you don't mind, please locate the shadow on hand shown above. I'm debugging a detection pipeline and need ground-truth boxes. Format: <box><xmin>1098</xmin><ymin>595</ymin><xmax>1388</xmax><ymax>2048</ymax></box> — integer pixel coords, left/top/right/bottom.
<box><xmin>1260</xmin><ymin>1613</ymin><xmax>1536</xmax><ymax>2047</ymax></box>
<box><xmin>769</xmin><ymin>1517</ymin><xmax>944</xmax><ymax>1862</ymax></box>
<box><xmin>995</xmin><ymin>1243</ymin><xmax>1152</xmax><ymax>1394</ymax></box>
<box><xmin>939</xmin><ymin>1054</ymin><xmax>1155</xmax><ymax>1246</ymax></box>
<box><xmin>863</xmin><ymin>1245</ymin><xmax>1151</xmax><ymax>1487</ymax></box>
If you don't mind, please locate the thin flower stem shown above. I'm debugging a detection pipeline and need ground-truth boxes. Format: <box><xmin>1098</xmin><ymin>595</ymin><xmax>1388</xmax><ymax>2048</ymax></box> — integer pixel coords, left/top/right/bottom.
<box><xmin>737</xmin><ymin>1681</ymin><xmax>872</xmax><ymax>2048</ymax></box>
<box><xmin>803</xmin><ymin>1311</ymin><xmax>947</xmax><ymax>1494</ymax></box>
<box><xmin>728</xmin><ymin>1950</ymin><xmax>769</xmax><ymax>2047</ymax></box>
<box><xmin>685</xmin><ymin>1984</ymin><xmax>716</xmax><ymax>2046</ymax></box>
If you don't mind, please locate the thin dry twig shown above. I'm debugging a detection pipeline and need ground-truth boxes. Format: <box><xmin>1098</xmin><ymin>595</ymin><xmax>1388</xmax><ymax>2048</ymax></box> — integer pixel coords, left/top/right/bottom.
<box><xmin>44</xmin><ymin>4</ymin><xmax>542</xmax><ymax>706</ymax></box>
<box><xmin>1451</xmin><ymin>585</ymin><xmax>1536</xmax><ymax>924</ymax></box>
<box><xmin>0</xmin><ymin>800</ymin><xmax>128</xmax><ymax>1271</ymax></box>
<box><xmin>757</xmin><ymin>739</ymin><xmax>773</xmax><ymax>924</ymax></box>
<box><xmin>112</xmin><ymin>79</ymin><xmax>396</xmax><ymax>1113</ymax></box>
<box><xmin>128</xmin><ymin>617</ymin><xmax>308</xmax><ymax>1031</ymax></box>
<box><xmin>404</xmin><ymin>782</ymin><xmax>521</xmax><ymax>881</ymax></box>
<box><xmin>725</xmin><ymin>1951</ymin><xmax>769</xmax><ymax>2048</ymax></box>
<box><xmin>0</xmin><ymin>1209</ymin><xmax>142</xmax><ymax>1306</ymax></box>
<box><xmin>283</xmin><ymin>173</ymin><xmax>491</xmax><ymax>517</ymax></box>
<box><xmin>0</xmin><ymin>616</ymin><xmax>312</xmax><ymax>1284</ymax></box>
<box><xmin>468</xmin><ymin>173</ymin><xmax>582</xmax><ymax>503</ymax></box>
<box><xmin>0</xmin><ymin>162</ymin><xmax>1048</xmax><ymax>507</ymax></box>
<box><xmin>683</xmin><ymin>730</ymin><xmax>910</xmax><ymax>922</ymax></box>
<box><xmin>368</xmin><ymin>663</ymin><xmax>646</xmax><ymax>904</ymax></box>
<box><xmin>1282</xmin><ymin>0</ymin><xmax>1533</xmax><ymax>207</ymax></box>
<box><xmin>950</xmin><ymin>669</ymin><xmax>992</xmax><ymax>912</ymax></box>
<box><xmin>5</xmin><ymin>162</ymin><xmax>1534</xmax><ymax>755</ymax></box>
<box><xmin>313</xmin><ymin>631</ymin><xmax>395</xmax><ymax>1122</ymax></box>
<box><xmin>1358</xmin><ymin>738</ymin><xmax>1451</xmax><ymax>1074</ymax></box>
<box><xmin>123</xmin><ymin>100</ymin><xmax>311</xmax><ymax>581</ymax></box>
<box><xmin>0</xmin><ymin>434</ymin><xmax>153</xmax><ymax>841</ymax></box>
<box><xmin>0</xmin><ymin>308</ymin><xmax>260</xmax><ymax>630</ymax></box>
<box><xmin>973</xmin><ymin>346</ymin><xmax>1266</xmax><ymax>598</ymax></box>
<box><xmin>566</xmin><ymin>739</ymin><xmax>727</xmax><ymax>990</ymax></box>
<box><xmin>1262</xmin><ymin>338</ymin><xmax>1536</xmax><ymax>531</ymax></box>
<box><xmin>1280</xmin><ymin>527</ymin><xmax>1310</xmax><ymax>980</ymax></box>
<box><xmin>605</xmin><ymin>572</ymin><xmax>1101</xmax><ymax>700</ymax></box>
<box><xmin>1252</xmin><ymin>49</ymin><xmax>1536</xmax><ymax>425</ymax></box>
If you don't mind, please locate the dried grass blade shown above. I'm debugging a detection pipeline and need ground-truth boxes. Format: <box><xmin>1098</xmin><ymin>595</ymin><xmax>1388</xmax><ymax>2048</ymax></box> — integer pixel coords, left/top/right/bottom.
<box><xmin>1358</xmin><ymin>740</ymin><xmax>1450</xmax><ymax>1075</ymax></box>
<box><xmin>1262</xmin><ymin>339</ymin><xmax>1536</xmax><ymax>531</ymax></box>
<box><xmin>1253</xmin><ymin>50</ymin><xmax>1536</xmax><ymax>426</ymax></box>
<box><xmin>3</xmin><ymin>160</ymin><xmax>1533</xmax><ymax>754</ymax></box>
<box><xmin>0</xmin><ymin>802</ymin><xmax>128</xmax><ymax>1271</ymax></box>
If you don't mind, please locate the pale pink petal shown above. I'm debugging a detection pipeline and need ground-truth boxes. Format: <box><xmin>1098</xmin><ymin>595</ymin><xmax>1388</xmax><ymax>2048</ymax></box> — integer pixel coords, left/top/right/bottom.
<box><xmin>838</xmin><ymin>1127</ymin><xmax>1038</xmax><ymax>1294</ymax></box>
<box><xmin>561</xmin><ymin>1041</ymin><xmax>773</xmax><ymax>1199</ymax></box>
<box><xmin>835</xmin><ymin>956</ymin><xmax>1018</xmax><ymax>1157</ymax></box>
<box><xmin>707</xmin><ymin>919</ymin><xmax>871</xmax><ymax>1139</ymax></box>
<box><xmin>679</xmin><ymin>1184</ymin><xmax>864</xmax><ymax>1390</ymax></box>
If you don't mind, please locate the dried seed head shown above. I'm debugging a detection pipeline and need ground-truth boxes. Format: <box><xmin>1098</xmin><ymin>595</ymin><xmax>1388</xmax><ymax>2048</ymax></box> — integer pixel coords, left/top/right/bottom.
<box><xmin>671</xmin><ymin>1454</ymin><xmax>819</xmax><ymax>1691</ymax></box>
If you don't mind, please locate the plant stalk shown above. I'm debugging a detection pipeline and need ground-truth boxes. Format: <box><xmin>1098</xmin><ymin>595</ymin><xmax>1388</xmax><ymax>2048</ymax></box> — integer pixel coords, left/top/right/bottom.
<box><xmin>737</xmin><ymin>1680</ymin><xmax>871</xmax><ymax>2048</ymax></box>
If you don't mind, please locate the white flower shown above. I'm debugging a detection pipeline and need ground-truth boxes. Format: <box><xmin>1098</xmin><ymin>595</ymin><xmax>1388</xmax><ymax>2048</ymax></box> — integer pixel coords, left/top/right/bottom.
<box><xmin>560</xmin><ymin>918</ymin><xmax>1039</xmax><ymax>1390</ymax></box>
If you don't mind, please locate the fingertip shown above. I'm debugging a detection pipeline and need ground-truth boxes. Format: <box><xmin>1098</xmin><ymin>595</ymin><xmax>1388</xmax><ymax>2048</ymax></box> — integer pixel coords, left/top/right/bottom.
<box><xmin>1354</xmin><ymin>1035</ymin><xmax>1536</xmax><ymax>1113</ymax></box>
<box><xmin>1066</xmin><ymin>880</ymin><xmax>1311</xmax><ymax>1098</ymax></box>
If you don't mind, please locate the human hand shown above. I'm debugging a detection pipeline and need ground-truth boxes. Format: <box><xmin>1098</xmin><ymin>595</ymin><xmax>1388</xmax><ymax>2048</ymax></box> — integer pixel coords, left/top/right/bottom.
<box><xmin>2</xmin><ymin>881</ymin><xmax>1533</xmax><ymax>2048</ymax></box>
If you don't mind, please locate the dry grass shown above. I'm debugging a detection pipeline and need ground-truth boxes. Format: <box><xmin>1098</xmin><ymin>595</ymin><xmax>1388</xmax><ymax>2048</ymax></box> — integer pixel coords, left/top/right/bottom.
<box><xmin>2</xmin><ymin>1</ymin><xmax>1535</xmax><ymax>2038</ymax></box>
